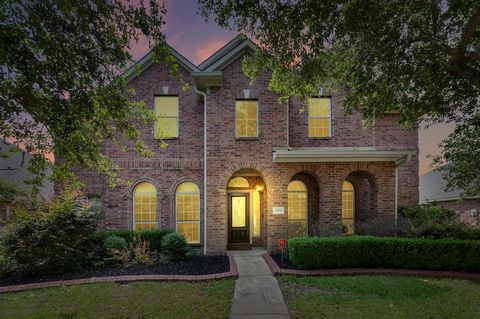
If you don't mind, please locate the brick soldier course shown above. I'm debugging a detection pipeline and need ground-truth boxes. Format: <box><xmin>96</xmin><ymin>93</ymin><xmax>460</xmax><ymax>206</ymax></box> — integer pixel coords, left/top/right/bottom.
<box><xmin>75</xmin><ymin>35</ymin><xmax>419</xmax><ymax>255</ymax></box>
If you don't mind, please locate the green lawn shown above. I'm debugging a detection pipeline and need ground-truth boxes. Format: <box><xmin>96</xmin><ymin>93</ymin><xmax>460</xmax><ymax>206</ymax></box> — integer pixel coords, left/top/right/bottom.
<box><xmin>279</xmin><ymin>275</ymin><xmax>480</xmax><ymax>319</ymax></box>
<box><xmin>0</xmin><ymin>279</ymin><xmax>235</xmax><ymax>319</ymax></box>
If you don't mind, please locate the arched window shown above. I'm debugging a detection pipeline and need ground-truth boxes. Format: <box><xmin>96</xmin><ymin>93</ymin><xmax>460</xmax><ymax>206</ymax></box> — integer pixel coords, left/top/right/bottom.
<box><xmin>228</xmin><ymin>177</ymin><xmax>249</xmax><ymax>188</ymax></box>
<box><xmin>133</xmin><ymin>182</ymin><xmax>157</xmax><ymax>230</ymax></box>
<box><xmin>287</xmin><ymin>180</ymin><xmax>308</xmax><ymax>237</ymax></box>
<box><xmin>176</xmin><ymin>181</ymin><xmax>200</xmax><ymax>244</ymax></box>
<box><xmin>342</xmin><ymin>181</ymin><xmax>355</xmax><ymax>234</ymax></box>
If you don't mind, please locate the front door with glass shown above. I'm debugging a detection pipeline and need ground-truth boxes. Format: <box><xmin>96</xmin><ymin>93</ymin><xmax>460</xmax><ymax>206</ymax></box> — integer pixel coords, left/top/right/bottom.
<box><xmin>228</xmin><ymin>193</ymin><xmax>250</xmax><ymax>243</ymax></box>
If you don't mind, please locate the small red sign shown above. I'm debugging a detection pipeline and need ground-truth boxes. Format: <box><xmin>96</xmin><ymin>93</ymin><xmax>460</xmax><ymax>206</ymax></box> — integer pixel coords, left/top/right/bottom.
<box><xmin>278</xmin><ymin>239</ymin><xmax>287</xmax><ymax>249</ymax></box>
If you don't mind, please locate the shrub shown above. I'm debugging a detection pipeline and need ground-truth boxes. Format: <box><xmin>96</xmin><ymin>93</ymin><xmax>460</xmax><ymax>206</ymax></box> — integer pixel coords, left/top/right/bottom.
<box><xmin>115</xmin><ymin>236</ymin><xmax>155</xmax><ymax>267</ymax></box>
<box><xmin>288</xmin><ymin>236</ymin><xmax>480</xmax><ymax>272</ymax></box>
<box><xmin>0</xmin><ymin>250</ymin><xmax>16</xmax><ymax>278</ymax></box>
<box><xmin>162</xmin><ymin>232</ymin><xmax>190</xmax><ymax>261</ymax></box>
<box><xmin>93</xmin><ymin>229</ymin><xmax>172</xmax><ymax>255</ymax></box>
<box><xmin>398</xmin><ymin>204</ymin><xmax>480</xmax><ymax>240</ymax></box>
<box><xmin>1</xmin><ymin>191</ymin><xmax>98</xmax><ymax>275</ymax></box>
<box><xmin>104</xmin><ymin>235</ymin><xmax>127</xmax><ymax>251</ymax></box>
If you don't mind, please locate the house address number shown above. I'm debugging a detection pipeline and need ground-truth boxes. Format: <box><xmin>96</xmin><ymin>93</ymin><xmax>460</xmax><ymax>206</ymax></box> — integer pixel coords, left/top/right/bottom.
<box><xmin>272</xmin><ymin>207</ymin><xmax>284</xmax><ymax>215</ymax></box>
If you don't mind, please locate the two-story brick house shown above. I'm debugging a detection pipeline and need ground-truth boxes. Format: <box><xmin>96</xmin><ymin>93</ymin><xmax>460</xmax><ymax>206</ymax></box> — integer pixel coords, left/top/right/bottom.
<box><xmin>76</xmin><ymin>35</ymin><xmax>419</xmax><ymax>254</ymax></box>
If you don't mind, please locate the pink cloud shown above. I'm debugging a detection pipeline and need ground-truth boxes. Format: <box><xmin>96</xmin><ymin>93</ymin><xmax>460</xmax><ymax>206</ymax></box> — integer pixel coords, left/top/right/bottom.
<box><xmin>194</xmin><ymin>39</ymin><xmax>228</xmax><ymax>64</ymax></box>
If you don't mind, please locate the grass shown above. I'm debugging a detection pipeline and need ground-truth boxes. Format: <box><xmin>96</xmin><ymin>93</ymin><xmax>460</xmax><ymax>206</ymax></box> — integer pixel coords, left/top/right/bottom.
<box><xmin>279</xmin><ymin>275</ymin><xmax>480</xmax><ymax>319</ymax></box>
<box><xmin>0</xmin><ymin>279</ymin><xmax>236</xmax><ymax>319</ymax></box>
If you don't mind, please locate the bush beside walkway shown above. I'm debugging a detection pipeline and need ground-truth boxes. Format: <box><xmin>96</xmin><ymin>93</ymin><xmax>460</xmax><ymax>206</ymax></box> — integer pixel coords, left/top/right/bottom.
<box><xmin>289</xmin><ymin>236</ymin><xmax>480</xmax><ymax>271</ymax></box>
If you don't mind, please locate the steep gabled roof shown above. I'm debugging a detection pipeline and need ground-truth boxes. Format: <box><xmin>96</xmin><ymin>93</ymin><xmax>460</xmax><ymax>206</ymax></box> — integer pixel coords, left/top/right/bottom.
<box><xmin>123</xmin><ymin>35</ymin><xmax>259</xmax><ymax>85</ymax></box>
<box><xmin>198</xmin><ymin>34</ymin><xmax>258</xmax><ymax>72</ymax></box>
<box><xmin>123</xmin><ymin>44</ymin><xmax>200</xmax><ymax>83</ymax></box>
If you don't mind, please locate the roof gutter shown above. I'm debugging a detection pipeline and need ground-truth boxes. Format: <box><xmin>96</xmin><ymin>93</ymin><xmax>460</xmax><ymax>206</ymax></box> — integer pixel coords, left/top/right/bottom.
<box><xmin>195</xmin><ymin>85</ymin><xmax>208</xmax><ymax>255</ymax></box>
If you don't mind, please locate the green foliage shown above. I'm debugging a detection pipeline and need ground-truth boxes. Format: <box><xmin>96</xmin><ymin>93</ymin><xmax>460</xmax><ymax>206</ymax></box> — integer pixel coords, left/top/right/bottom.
<box><xmin>199</xmin><ymin>0</ymin><xmax>480</xmax><ymax>197</ymax></box>
<box><xmin>0</xmin><ymin>248</ymin><xmax>17</xmax><ymax>278</ymax></box>
<box><xmin>288</xmin><ymin>236</ymin><xmax>480</xmax><ymax>272</ymax></box>
<box><xmin>398</xmin><ymin>204</ymin><xmax>480</xmax><ymax>239</ymax></box>
<box><xmin>162</xmin><ymin>232</ymin><xmax>191</xmax><ymax>261</ymax></box>
<box><xmin>115</xmin><ymin>236</ymin><xmax>155</xmax><ymax>267</ymax></box>
<box><xmin>93</xmin><ymin>229</ymin><xmax>172</xmax><ymax>255</ymax></box>
<box><xmin>0</xmin><ymin>0</ymin><xmax>180</xmax><ymax>190</ymax></box>
<box><xmin>103</xmin><ymin>235</ymin><xmax>127</xmax><ymax>251</ymax></box>
<box><xmin>0</xmin><ymin>179</ymin><xmax>23</xmax><ymax>204</ymax></box>
<box><xmin>0</xmin><ymin>191</ymin><xmax>98</xmax><ymax>275</ymax></box>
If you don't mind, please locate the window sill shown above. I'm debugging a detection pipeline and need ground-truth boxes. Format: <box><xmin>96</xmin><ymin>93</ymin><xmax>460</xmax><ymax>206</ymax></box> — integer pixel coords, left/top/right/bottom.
<box><xmin>308</xmin><ymin>137</ymin><xmax>333</xmax><ymax>140</ymax></box>
<box><xmin>235</xmin><ymin>137</ymin><xmax>259</xmax><ymax>141</ymax></box>
<box><xmin>155</xmin><ymin>137</ymin><xmax>179</xmax><ymax>140</ymax></box>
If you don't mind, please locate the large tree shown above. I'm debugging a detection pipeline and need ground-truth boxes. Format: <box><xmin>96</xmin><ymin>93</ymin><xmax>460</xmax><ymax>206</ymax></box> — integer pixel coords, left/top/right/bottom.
<box><xmin>0</xmin><ymin>0</ymin><xmax>176</xmax><ymax>195</ymax></box>
<box><xmin>199</xmin><ymin>0</ymin><xmax>480</xmax><ymax>197</ymax></box>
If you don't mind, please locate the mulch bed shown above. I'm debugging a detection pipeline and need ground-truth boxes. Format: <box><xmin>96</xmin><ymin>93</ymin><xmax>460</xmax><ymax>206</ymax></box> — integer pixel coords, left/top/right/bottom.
<box><xmin>0</xmin><ymin>255</ymin><xmax>230</xmax><ymax>287</ymax></box>
<box><xmin>271</xmin><ymin>254</ymin><xmax>298</xmax><ymax>270</ymax></box>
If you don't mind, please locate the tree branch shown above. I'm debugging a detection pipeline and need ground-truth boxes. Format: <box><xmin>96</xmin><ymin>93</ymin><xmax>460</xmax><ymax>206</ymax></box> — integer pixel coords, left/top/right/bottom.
<box><xmin>452</xmin><ymin>7</ymin><xmax>480</xmax><ymax>61</ymax></box>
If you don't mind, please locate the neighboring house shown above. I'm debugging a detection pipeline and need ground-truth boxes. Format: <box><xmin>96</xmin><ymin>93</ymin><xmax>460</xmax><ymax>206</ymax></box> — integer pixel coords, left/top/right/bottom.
<box><xmin>419</xmin><ymin>169</ymin><xmax>480</xmax><ymax>227</ymax></box>
<box><xmin>0</xmin><ymin>140</ymin><xmax>54</xmax><ymax>219</ymax></box>
<box><xmin>75</xmin><ymin>35</ymin><xmax>419</xmax><ymax>254</ymax></box>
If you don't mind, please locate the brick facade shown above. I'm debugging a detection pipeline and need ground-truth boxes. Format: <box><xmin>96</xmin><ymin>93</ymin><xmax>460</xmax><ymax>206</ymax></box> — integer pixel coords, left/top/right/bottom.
<box><xmin>75</xmin><ymin>38</ymin><xmax>419</xmax><ymax>254</ymax></box>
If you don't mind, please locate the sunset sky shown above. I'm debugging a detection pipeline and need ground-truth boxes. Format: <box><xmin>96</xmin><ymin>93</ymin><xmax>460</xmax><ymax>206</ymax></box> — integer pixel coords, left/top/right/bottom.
<box><xmin>130</xmin><ymin>0</ymin><xmax>454</xmax><ymax>175</ymax></box>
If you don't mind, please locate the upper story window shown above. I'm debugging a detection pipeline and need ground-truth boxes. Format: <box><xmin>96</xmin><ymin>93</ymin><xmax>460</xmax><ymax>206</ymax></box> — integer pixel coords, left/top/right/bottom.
<box><xmin>236</xmin><ymin>100</ymin><xmax>258</xmax><ymax>138</ymax></box>
<box><xmin>308</xmin><ymin>97</ymin><xmax>331</xmax><ymax>138</ymax></box>
<box><xmin>133</xmin><ymin>182</ymin><xmax>157</xmax><ymax>230</ymax></box>
<box><xmin>154</xmin><ymin>96</ymin><xmax>179</xmax><ymax>139</ymax></box>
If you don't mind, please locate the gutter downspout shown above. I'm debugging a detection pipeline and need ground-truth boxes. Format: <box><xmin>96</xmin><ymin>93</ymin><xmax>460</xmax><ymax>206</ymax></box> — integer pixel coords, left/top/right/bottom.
<box><xmin>395</xmin><ymin>166</ymin><xmax>398</xmax><ymax>234</ymax></box>
<box><xmin>195</xmin><ymin>86</ymin><xmax>208</xmax><ymax>255</ymax></box>
<box><xmin>394</xmin><ymin>154</ymin><xmax>411</xmax><ymax>235</ymax></box>
<box><xmin>286</xmin><ymin>98</ymin><xmax>290</xmax><ymax>150</ymax></box>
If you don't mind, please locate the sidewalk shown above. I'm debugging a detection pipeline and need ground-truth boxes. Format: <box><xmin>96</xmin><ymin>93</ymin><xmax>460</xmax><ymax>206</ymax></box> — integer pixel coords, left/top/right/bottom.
<box><xmin>228</xmin><ymin>248</ymin><xmax>289</xmax><ymax>319</ymax></box>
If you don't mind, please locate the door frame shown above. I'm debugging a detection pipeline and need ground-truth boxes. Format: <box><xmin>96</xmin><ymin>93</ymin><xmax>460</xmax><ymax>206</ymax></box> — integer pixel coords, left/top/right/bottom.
<box><xmin>227</xmin><ymin>192</ymin><xmax>250</xmax><ymax>244</ymax></box>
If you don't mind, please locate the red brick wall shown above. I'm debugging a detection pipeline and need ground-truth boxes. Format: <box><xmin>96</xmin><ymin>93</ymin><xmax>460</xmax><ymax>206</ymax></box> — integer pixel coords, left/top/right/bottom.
<box><xmin>74</xmin><ymin>53</ymin><xmax>419</xmax><ymax>254</ymax></box>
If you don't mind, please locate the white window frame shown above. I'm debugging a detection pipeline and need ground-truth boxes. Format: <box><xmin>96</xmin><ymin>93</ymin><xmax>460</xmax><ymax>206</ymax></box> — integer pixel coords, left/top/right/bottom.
<box><xmin>308</xmin><ymin>97</ymin><xmax>332</xmax><ymax>138</ymax></box>
<box><xmin>175</xmin><ymin>182</ymin><xmax>201</xmax><ymax>244</ymax></box>
<box><xmin>235</xmin><ymin>99</ymin><xmax>259</xmax><ymax>139</ymax></box>
<box><xmin>154</xmin><ymin>95</ymin><xmax>179</xmax><ymax>139</ymax></box>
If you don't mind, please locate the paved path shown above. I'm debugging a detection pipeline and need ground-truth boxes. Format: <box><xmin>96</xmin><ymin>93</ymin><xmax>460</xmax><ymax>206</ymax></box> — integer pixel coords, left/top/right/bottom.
<box><xmin>228</xmin><ymin>248</ymin><xmax>290</xmax><ymax>319</ymax></box>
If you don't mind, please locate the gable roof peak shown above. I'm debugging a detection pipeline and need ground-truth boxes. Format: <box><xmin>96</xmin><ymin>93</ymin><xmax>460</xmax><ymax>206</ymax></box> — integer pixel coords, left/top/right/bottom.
<box><xmin>198</xmin><ymin>34</ymin><xmax>258</xmax><ymax>72</ymax></box>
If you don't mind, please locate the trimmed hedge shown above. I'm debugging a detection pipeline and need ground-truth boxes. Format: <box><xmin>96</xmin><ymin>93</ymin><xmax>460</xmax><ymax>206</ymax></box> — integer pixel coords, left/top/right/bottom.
<box><xmin>288</xmin><ymin>236</ymin><xmax>480</xmax><ymax>272</ymax></box>
<box><xmin>92</xmin><ymin>229</ymin><xmax>172</xmax><ymax>254</ymax></box>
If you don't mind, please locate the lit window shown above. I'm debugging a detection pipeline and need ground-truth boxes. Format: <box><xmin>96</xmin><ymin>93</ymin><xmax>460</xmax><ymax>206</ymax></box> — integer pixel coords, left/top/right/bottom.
<box><xmin>236</xmin><ymin>100</ymin><xmax>258</xmax><ymax>138</ymax></box>
<box><xmin>176</xmin><ymin>182</ymin><xmax>200</xmax><ymax>244</ymax></box>
<box><xmin>154</xmin><ymin>96</ymin><xmax>179</xmax><ymax>139</ymax></box>
<box><xmin>342</xmin><ymin>181</ymin><xmax>355</xmax><ymax>234</ymax></box>
<box><xmin>228</xmin><ymin>177</ymin><xmax>249</xmax><ymax>188</ymax></box>
<box><xmin>133</xmin><ymin>182</ymin><xmax>157</xmax><ymax>230</ymax></box>
<box><xmin>287</xmin><ymin>180</ymin><xmax>308</xmax><ymax>237</ymax></box>
<box><xmin>252</xmin><ymin>191</ymin><xmax>261</xmax><ymax>237</ymax></box>
<box><xmin>308</xmin><ymin>97</ymin><xmax>331</xmax><ymax>137</ymax></box>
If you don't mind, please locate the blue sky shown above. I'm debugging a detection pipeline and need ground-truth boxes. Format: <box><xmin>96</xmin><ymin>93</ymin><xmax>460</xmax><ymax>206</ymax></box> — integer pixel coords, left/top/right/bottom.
<box><xmin>129</xmin><ymin>0</ymin><xmax>453</xmax><ymax>175</ymax></box>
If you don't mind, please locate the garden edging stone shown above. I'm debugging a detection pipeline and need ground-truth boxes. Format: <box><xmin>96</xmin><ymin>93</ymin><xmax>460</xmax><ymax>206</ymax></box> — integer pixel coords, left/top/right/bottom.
<box><xmin>0</xmin><ymin>255</ymin><xmax>238</xmax><ymax>294</ymax></box>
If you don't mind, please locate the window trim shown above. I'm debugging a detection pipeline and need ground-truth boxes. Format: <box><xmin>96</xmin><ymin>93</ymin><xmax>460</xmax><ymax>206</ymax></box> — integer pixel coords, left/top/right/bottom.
<box><xmin>132</xmin><ymin>181</ymin><xmax>158</xmax><ymax>230</ymax></box>
<box><xmin>154</xmin><ymin>95</ymin><xmax>180</xmax><ymax>140</ymax></box>
<box><xmin>307</xmin><ymin>96</ymin><xmax>332</xmax><ymax>139</ymax></box>
<box><xmin>175</xmin><ymin>181</ymin><xmax>201</xmax><ymax>245</ymax></box>
<box><xmin>235</xmin><ymin>99</ymin><xmax>259</xmax><ymax>139</ymax></box>
<box><xmin>342</xmin><ymin>180</ymin><xmax>355</xmax><ymax>235</ymax></box>
<box><xmin>287</xmin><ymin>180</ymin><xmax>309</xmax><ymax>237</ymax></box>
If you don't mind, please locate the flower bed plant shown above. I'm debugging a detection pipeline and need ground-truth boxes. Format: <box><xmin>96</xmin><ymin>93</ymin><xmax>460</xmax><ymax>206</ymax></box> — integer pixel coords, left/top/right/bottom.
<box><xmin>288</xmin><ymin>236</ymin><xmax>480</xmax><ymax>272</ymax></box>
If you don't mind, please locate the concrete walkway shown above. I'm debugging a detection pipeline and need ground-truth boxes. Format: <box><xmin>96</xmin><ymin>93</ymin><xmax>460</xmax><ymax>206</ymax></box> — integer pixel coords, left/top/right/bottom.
<box><xmin>228</xmin><ymin>248</ymin><xmax>290</xmax><ymax>319</ymax></box>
